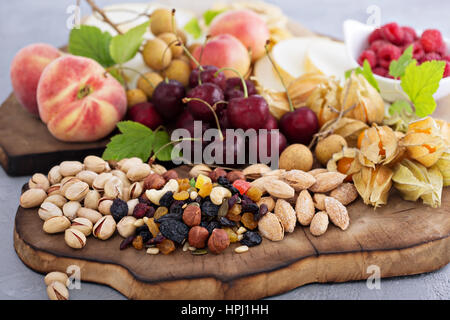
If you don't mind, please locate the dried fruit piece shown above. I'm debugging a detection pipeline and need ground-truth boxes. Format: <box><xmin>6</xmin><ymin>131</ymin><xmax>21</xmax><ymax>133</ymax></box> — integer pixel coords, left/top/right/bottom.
<box><xmin>198</xmin><ymin>182</ymin><xmax>213</xmax><ymax>198</ymax></box>
<box><xmin>228</xmin><ymin>203</ymin><xmax>242</xmax><ymax>216</ymax></box>
<box><xmin>281</xmin><ymin>170</ymin><xmax>316</xmax><ymax>191</ymax></box>
<box><xmin>309</xmin><ymin>172</ymin><xmax>346</xmax><ymax>193</ymax></box>
<box><xmin>224</xmin><ymin>227</ymin><xmax>239</xmax><ymax>243</ymax></box>
<box><xmin>173</xmin><ymin>191</ymin><xmax>189</xmax><ymax>201</ymax></box>
<box><xmin>195</xmin><ymin>174</ymin><xmax>212</xmax><ymax>189</ymax></box>
<box><xmin>159</xmin><ymin>220</ymin><xmax>189</xmax><ymax>244</ymax></box>
<box><xmin>145</xmin><ymin>218</ymin><xmax>160</xmax><ymax>238</ymax></box>
<box><xmin>241</xmin><ymin>212</ymin><xmax>258</xmax><ymax>230</ymax></box>
<box><xmin>353</xmin><ymin>165</ymin><xmax>393</xmax><ymax>208</ymax></box>
<box><xmin>392</xmin><ymin>159</ymin><xmax>443</xmax><ymax>208</ymax></box>
<box><xmin>240</xmin><ymin>231</ymin><xmax>262</xmax><ymax>247</ymax></box>
<box><xmin>274</xmin><ymin>199</ymin><xmax>296</xmax><ymax>233</ymax></box>
<box><xmin>246</xmin><ymin>186</ymin><xmax>263</xmax><ymax>202</ymax></box>
<box><xmin>154</xmin><ymin>207</ymin><xmax>168</xmax><ymax>220</ymax></box>
<box><xmin>157</xmin><ymin>239</ymin><xmax>176</xmax><ymax>255</ymax></box>
<box><xmin>324</xmin><ymin>197</ymin><xmax>349</xmax><ymax>231</ymax></box>
<box><xmin>295</xmin><ymin>190</ymin><xmax>315</xmax><ymax>226</ymax></box>
<box><xmin>132</xmin><ymin>235</ymin><xmax>144</xmax><ymax>250</ymax></box>
<box><xmin>258</xmin><ymin>212</ymin><xmax>284</xmax><ymax>242</ymax></box>
<box><xmin>330</xmin><ymin>183</ymin><xmax>359</xmax><ymax>205</ymax></box>
<box><xmin>310</xmin><ymin>212</ymin><xmax>329</xmax><ymax>236</ymax></box>
<box><xmin>177</xmin><ymin>179</ymin><xmax>191</xmax><ymax>192</ymax></box>
<box><xmin>232</xmin><ymin>179</ymin><xmax>251</xmax><ymax>195</ymax></box>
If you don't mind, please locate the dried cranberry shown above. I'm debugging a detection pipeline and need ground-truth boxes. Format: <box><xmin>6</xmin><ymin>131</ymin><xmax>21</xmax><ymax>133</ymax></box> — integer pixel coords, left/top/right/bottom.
<box><xmin>120</xmin><ymin>236</ymin><xmax>135</xmax><ymax>250</ymax></box>
<box><xmin>145</xmin><ymin>206</ymin><xmax>156</xmax><ymax>218</ymax></box>
<box><xmin>133</xmin><ymin>203</ymin><xmax>150</xmax><ymax>219</ymax></box>
<box><xmin>111</xmin><ymin>198</ymin><xmax>128</xmax><ymax>222</ymax></box>
<box><xmin>240</xmin><ymin>231</ymin><xmax>262</xmax><ymax>247</ymax></box>
<box><xmin>255</xmin><ymin>204</ymin><xmax>268</xmax><ymax>221</ymax></box>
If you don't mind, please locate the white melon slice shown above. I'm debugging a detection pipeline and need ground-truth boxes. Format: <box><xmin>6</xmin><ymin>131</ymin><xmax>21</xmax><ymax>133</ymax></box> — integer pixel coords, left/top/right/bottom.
<box><xmin>253</xmin><ymin>55</ymin><xmax>285</xmax><ymax>92</ymax></box>
<box><xmin>305</xmin><ymin>39</ymin><xmax>354</xmax><ymax>80</ymax></box>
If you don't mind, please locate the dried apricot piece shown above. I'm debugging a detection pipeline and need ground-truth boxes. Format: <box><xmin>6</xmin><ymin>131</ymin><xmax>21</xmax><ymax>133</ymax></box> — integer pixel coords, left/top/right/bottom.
<box><xmin>198</xmin><ymin>182</ymin><xmax>213</xmax><ymax>198</ymax></box>
<box><xmin>241</xmin><ymin>212</ymin><xmax>258</xmax><ymax>230</ymax></box>
<box><xmin>177</xmin><ymin>179</ymin><xmax>191</xmax><ymax>191</ymax></box>
<box><xmin>173</xmin><ymin>191</ymin><xmax>189</xmax><ymax>201</ymax></box>
<box><xmin>246</xmin><ymin>186</ymin><xmax>263</xmax><ymax>202</ymax></box>
<box><xmin>157</xmin><ymin>239</ymin><xmax>176</xmax><ymax>255</ymax></box>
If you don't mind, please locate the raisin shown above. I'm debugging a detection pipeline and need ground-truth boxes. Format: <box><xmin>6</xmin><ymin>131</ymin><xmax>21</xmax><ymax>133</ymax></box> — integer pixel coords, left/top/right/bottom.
<box><xmin>159</xmin><ymin>191</ymin><xmax>174</xmax><ymax>208</ymax></box>
<box><xmin>240</xmin><ymin>231</ymin><xmax>262</xmax><ymax>247</ymax></box>
<box><xmin>111</xmin><ymin>198</ymin><xmax>128</xmax><ymax>222</ymax></box>
<box><xmin>159</xmin><ymin>220</ymin><xmax>189</xmax><ymax>244</ymax></box>
<box><xmin>219</xmin><ymin>216</ymin><xmax>236</xmax><ymax>228</ymax></box>
<box><xmin>201</xmin><ymin>200</ymin><xmax>219</xmax><ymax>217</ymax></box>
<box><xmin>155</xmin><ymin>213</ymin><xmax>182</xmax><ymax>223</ymax></box>
<box><xmin>138</xmin><ymin>228</ymin><xmax>152</xmax><ymax>243</ymax></box>
<box><xmin>226</xmin><ymin>213</ymin><xmax>241</xmax><ymax>222</ymax></box>
<box><xmin>242</xmin><ymin>202</ymin><xmax>259</xmax><ymax>214</ymax></box>
<box><xmin>120</xmin><ymin>236</ymin><xmax>135</xmax><ymax>250</ymax></box>
<box><xmin>228</xmin><ymin>186</ymin><xmax>241</xmax><ymax>196</ymax></box>
<box><xmin>241</xmin><ymin>212</ymin><xmax>258</xmax><ymax>230</ymax></box>
<box><xmin>217</xmin><ymin>176</ymin><xmax>230</xmax><ymax>186</ymax></box>
<box><xmin>177</xmin><ymin>179</ymin><xmax>191</xmax><ymax>192</ymax></box>
<box><xmin>228</xmin><ymin>203</ymin><xmax>242</xmax><ymax>216</ymax></box>
<box><xmin>133</xmin><ymin>203</ymin><xmax>150</xmax><ymax>219</ymax></box>
<box><xmin>157</xmin><ymin>239</ymin><xmax>176</xmax><ymax>255</ymax></box>
<box><xmin>146</xmin><ymin>233</ymin><xmax>165</xmax><ymax>245</ymax></box>
<box><xmin>138</xmin><ymin>195</ymin><xmax>152</xmax><ymax>206</ymax></box>
<box><xmin>255</xmin><ymin>204</ymin><xmax>268</xmax><ymax>221</ymax></box>
<box><xmin>246</xmin><ymin>186</ymin><xmax>263</xmax><ymax>202</ymax></box>
<box><xmin>206</xmin><ymin>221</ymin><xmax>221</xmax><ymax>234</ymax></box>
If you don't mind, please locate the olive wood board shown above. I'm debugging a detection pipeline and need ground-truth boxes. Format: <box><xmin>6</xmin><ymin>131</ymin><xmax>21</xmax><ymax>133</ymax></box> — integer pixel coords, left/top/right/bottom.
<box><xmin>13</xmin><ymin>165</ymin><xmax>450</xmax><ymax>300</ymax></box>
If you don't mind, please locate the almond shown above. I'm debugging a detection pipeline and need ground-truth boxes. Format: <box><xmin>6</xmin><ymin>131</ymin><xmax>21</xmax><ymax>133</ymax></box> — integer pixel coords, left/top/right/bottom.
<box><xmin>262</xmin><ymin>169</ymin><xmax>286</xmax><ymax>178</ymax></box>
<box><xmin>274</xmin><ymin>199</ymin><xmax>296</xmax><ymax>233</ymax></box>
<box><xmin>324</xmin><ymin>197</ymin><xmax>350</xmax><ymax>230</ymax></box>
<box><xmin>310</xmin><ymin>211</ymin><xmax>329</xmax><ymax>236</ymax></box>
<box><xmin>257</xmin><ymin>197</ymin><xmax>276</xmax><ymax>212</ymax></box>
<box><xmin>313</xmin><ymin>193</ymin><xmax>327</xmax><ymax>211</ymax></box>
<box><xmin>309</xmin><ymin>172</ymin><xmax>346</xmax><ymax>193</ymax></box>
<box><xmin>330</xmin><ymin>183</ymin><xmax>358</xmax><ymax>205</ymax></box>
<box><xmin>258</xmin><ymin>212</ymin><xmax>284</xmax><ymax>241</ymax></box>
<box><xmin>281</xmin><ymin>170</ymin><xmax>316</xmax><ymax>191</ymax></box>
<box><xmin>295</xmin><ymin>190</ymin><xmax>315</xmax><ymax>226</ymax></box>
<box><xmin>308</xmin><ymin>168</ymin><xmax>328</xmax><ymax>177</ymax></box>
<box><xmin>250</xmin><ymin>176</ymin><xmax>272</xmax><ymax>193</ymax></box>
<box><xmin>265</xmin><ymin>179</ymin><xmax>295</xmax><ymax>199</ymax></box>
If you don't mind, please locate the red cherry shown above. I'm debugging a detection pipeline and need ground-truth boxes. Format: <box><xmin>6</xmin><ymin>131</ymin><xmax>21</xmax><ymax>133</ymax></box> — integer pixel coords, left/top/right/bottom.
<box><xmin>227</xmin><ymin>95</ymin><xmax>270</xmax><ymax>130</ymax></box>
<box><xmin>152</xmin><ymin>80</ymin><xmax>185</xmax><ymax>120</ymax></box>
<box><xmin>189</xmin><ymin>65</ymin><xmax>226</xmax><ymax>89</ymax></box>
<box><xmin>186</xmin><ymin>83</ymin><xmax>225</xmax><ymax>122</ymax></box>
<box><xmin>249</xmin><ymin>130</ymin><xmax>287</xmax><ymax>162</ymax></box>
<box><xmin>128</xmin><ymin>102</ymin><xmax>163</xmax><ymax>130</ymax></box>
<box><xmin>263</xmin><ymin>114</ymin><xmax>279</xmax><ymax>130</ymax></box>
<box><xmin>208</xmin><ymin>133</ymin><xmax>246</xmax><ymax>164</ymax></box>
<box><xmin>280</xmin><ymin>107</ymin><xmax>319</xmax><ymax>145</ymax></box>
<box><xmin>176</xmin><ymin>109</ymin><xmax>195</xmax><ymax>128</ymax></box>
<box><xmin>224</xmin><ymin>77</ymin><xmax>257</xmax><ymax>101</ymax></box>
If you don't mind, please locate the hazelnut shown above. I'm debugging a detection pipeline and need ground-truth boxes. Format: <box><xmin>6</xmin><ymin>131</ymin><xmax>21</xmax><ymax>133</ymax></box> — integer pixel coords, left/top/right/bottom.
<box><xmin>209</xmin><ymin>168</ymin><xmax>227</xmax><ymax>182</ymax></box>
<box><xmin>226</xmin><ymin>171</ymin><xmax>245</xmax><ymax>183</ymax></box>
<box><xmin>163</xmin><ymin>170</ymin><xmax>179</xmax><ymax>181</ymax></box>
<box><xmin>188</xmin><ymin>226</ymin><xmax>209</xmax><ymax>249</ymax></box>
<box><xmin>207</xmin><ymin>229</ymin><xmax>230</xmax><ymax>254</ymax></box>
<box><xmin>182</xmin><ymin>205</ymin><xmax>201</xmax><ymax>227</ymax></box>
<box><xmin>143</xmin><ymin>173</ymin><xmax>165</xmax><ymax>190</ymax></box>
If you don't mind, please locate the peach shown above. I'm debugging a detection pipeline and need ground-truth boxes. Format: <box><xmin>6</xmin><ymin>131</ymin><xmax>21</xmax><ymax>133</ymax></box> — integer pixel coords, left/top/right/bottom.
<box><xmin>192</xmin><ymin>34</ymin><xmax>251</xmax><ymax>78</ymax></box>
<box><xmin>10</xmin><ymin>43</ymin><xmax>61</xmax><ymax>116</ymax></box>
<box><xmin>209</xmin><ymin>10</ymin><xmax>270</xmax><ymax>61</ymax></box>
<box><xmin>37</xmin><ymin>55</ymin><xmax>127</xmax><ymax>142</ymax></box>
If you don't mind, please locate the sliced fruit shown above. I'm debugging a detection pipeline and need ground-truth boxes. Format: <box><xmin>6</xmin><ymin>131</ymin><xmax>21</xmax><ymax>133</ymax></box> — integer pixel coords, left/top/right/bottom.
<box><xmin>253</xmin><ymin>55</ymin><xmax>285</xmax><ymax>92</ymax></box>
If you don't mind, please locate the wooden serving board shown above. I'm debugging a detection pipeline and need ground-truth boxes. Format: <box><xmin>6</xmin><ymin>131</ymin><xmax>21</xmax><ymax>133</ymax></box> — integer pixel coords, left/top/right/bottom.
<box><xmin>13</xmin><ymin>166</ymin><xmax>450</xmax><ymax>300</ymax></box>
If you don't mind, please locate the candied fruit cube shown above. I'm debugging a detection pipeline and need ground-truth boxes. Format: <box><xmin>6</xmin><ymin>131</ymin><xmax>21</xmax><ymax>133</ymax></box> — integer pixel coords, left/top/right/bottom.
<box><xmin>157</xmin><ymin>239</ymin><xmax>176</xmax><ymax>255</ymax></box>
<box><xmin>233</xmin><ymin>180</ymin><xmax>251</xmax><ymax>195</ymax></box>
<box><xmin>246</xmin><ymin>186</ymin><xmax>263</xmax><ymax>202</ymax></box>
<box><xmin>195</xmin><ymin>174</ymin><xmax>212</xmax><ymax>189</ymax></box>
<box><xmin>241</xmin><ymin>212</ymin><xmax>258</xmax><ymax>230</ymax></box>
<box><xmin>173</xmin><ymin>191</ymin><xmax>189</xmax><ymax>201</ymax></box>
<box><xmin>224</xmin><ymin>227</ymin><xmax>239</xmax><ymax>243</ymax></box>
<box><xmin>198</xmin><ymin>182</ymin><xmax>213</xmax><ymax>198</ymax></box>
<box><xmin>145</xmin><ymin>217</ymin><xmax>160</xmax><ymax>238</ymax></box>
<box><xmin>154</xmin><ymin>207</ymin><xmax>168</xmax><ymax>220</ymax></box>
<box><xmin>177</xmin><ymin>179</ymin><xmax>191</xmax><ymax>192</ymax></box>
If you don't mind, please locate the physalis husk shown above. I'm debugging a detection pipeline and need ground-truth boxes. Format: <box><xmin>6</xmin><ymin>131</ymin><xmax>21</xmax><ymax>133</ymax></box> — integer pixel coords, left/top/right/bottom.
<box><xmin>306</xmin><ymin>78</ymin><xmax>342</xmax><ymax>127</ymax></box>
<box><xmin>322</xmin><ymin>117</ymin><xmax>369</xmax><ymax>148</ymax></box>
<box><xmin>435</xmin><ymin>150</ymin><xmax>450</xmax><ymax>187</ymax></box>
<box><xmin>392</xmin><ymin>159</ymin><xmax>443</xmax><ymax>208</ymax></box>
<box><xmin>358</xmin><ymin>124</ymin><xmax>399</xmax><ymax>168</ymax></box>
<box><xmin>352</xmin><ymin>165</ymin><xmax>393</xmax><ymax>208</ymax></box>
<box><xmin>402</xmin><ymin>117</ymin><xmax>447</xmax><ymax>168</ymax></box>
<box><xmin>287</xmin><ymin>72</ymin><xmax>330</xmax><ymax>109</ymax></box>
<box><xmin>327</xmin><ymin>147</ymin><xmax>362</xmax><ymax>181</ymax></box>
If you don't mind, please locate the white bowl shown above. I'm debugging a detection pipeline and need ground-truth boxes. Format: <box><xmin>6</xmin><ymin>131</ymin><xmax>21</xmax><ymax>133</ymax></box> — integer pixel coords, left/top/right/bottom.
<box><xmin>343</xmin><ymin>19</ymin><xmax>450</xmax><ymax>102</ymax></box>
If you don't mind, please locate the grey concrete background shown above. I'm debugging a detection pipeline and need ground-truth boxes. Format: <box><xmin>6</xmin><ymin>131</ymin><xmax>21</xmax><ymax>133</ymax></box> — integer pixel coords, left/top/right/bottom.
<box><xmin>0</xmin><ymin>0</ymin><xmax>448</xmax><ymax>300</ymax></box>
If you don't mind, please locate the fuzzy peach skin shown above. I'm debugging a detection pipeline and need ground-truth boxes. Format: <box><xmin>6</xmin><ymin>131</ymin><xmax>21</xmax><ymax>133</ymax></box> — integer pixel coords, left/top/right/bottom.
<box><xmin>37</xmin><ymin>55</ymin><xmax>127</xmax><ymax>142</ymax></box>
<box><xmin>192</xmin><ymin>34</ymin><xmax>251</xmax><ymax>78</ymax></box>
<box><xmin>209</xmin><ymin>10</ymin><xmax>270</xmax><ymax>61</ymax></box>
<box><xmin>10</xmin><ymin>43</ymin><xmax>61</xmax><ymax>116</ymax></box>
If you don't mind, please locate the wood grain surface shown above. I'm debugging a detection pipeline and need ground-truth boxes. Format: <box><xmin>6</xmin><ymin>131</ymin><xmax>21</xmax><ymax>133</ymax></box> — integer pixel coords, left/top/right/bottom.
<box><xmin>13</xmin><ymin>166</ymin><xmax>450</xmax><ymax>300</ymax></box>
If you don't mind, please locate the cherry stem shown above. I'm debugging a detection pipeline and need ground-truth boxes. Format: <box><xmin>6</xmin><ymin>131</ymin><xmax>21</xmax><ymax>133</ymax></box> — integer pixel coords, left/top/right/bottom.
<box><xmin>151</xmin><ymin>138</ymin><xmax>199</xmax><ymax>162</ymax></box>
<box><xmin>264</xmin><ymin>42</ymin><xmax>294</xmax><ymax>112</ymax></box>
<box><xmin>182</xmin><ymin>97</ymin><xmax>225</xmax><ymax>141</ymax></box>
<box><xmin>116</xmin><ymin>66</ymin><xmax>155</xmax><ymax>89</ymax></box>
<box><xmin>215</xmin><ymin>67</ymin><xmax>248</xmax><ymax>98</ymax></box>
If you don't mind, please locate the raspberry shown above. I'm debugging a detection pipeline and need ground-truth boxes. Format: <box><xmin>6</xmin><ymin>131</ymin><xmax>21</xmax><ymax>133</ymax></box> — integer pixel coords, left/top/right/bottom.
<box><xmin>402</xmin><ymin>26</ymin><xmax>417</xmax><ymax>44</ymax></box>
<box><xmin>411</xmin><ymin>41</ymin><xmax>425</xmax><ymax>61</ymax></box>
<box><xmin>370</xmin><ymin>40</ymin><xmax>390</xmax><ymax>54</ymax></box>
<box><xmin>381</xmin><ymin>23</ymin><xmax>404</xmax><ymax>45</ymax></box>
<box><xmin>373</xmin><ymin>67</ymin><xmax>388</xmax><ymax>77</ymax></box>
<box><xmin>437</xmin><ymin>42</ymin><xmax>447</xmax><ymax>56</ymax></box>
<box><xmin>378</xmin><ymin>43</ymin><xmax>401</xmax><ymax>68</ymax></box>
<box><xmin>420</xmin><ymin>29</ymin><xmax>444</xmax><ymax>53</ymax></box>
<box><xmin>443</xmin><ymin>55</ymin><xmax>450</xmax><ymax>62</ymax></box>
<box><xmin>358</xmin><ymin>49</ymin><xmax>377</xmax><ymax>68</ymax></box>
<box><xmin>420</xmin><ymin>52</ymin><xmax>442</xmax><ymax>63</ymax></box>
<box><xmin>368</xmin><ymin>28</ymin><xmax>384</xmax><ymax>44</ymax></box>
<box><xmin>444</xmin><ymin>62</ymin><xmax>450</xmax><ymax>78</ymax></box>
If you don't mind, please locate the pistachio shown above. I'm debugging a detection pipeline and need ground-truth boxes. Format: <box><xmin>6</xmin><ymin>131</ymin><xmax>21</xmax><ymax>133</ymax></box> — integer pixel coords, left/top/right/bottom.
<box><xmin>119</xmin><ymin>187</ymin><xmax>130</xmax><ymax>202</ymax></box>
<box><xmin>44</xmin><ymin>272</ymin><xmax>69</xmax><ymax>287</ymax></box>
<box><xmin>59</xmin><ymin>161</ymin><xmax>84</xmax><ymax>177</ymax></box>
<box><xmin>127</xmin><ymin>163</ymin><xmax>151</xmax><ymax>182</ymax></box>
<box><xmin>44</xmin><ymin>194</ymin><xmax>67</xmax><ymax>208</ymax></box>
<box><xmin>71</xmin><ymin>217</ymin><xmax>93</xmax><ymax>236</ymax></box>
<box><xmin>111</xmin><ymin>170</ymin><xmax>131</xmax><ymax>188</ymax></box>
<box><xmin>127</xmin><ymin>198</ymin><xmax>139</xmax><ymax>215</ymax></box>
<box><xmin>20</xmin><ymin>188</ymin><xmax>47</xmax><ymax>208</ymax></box>
<box><xmin>47</xmin><ymin>281</ymin><xmax>69</xmax><ymax>300</ymax></box>
<box><xmin>28</xmin><ymin>173</ymin><xmax>50</xmax><ymax>191</ymax></box>
<box><xmin>83</xmin><ymin>155</ymin><xmax>109</xmax><ymax>173</ymax></box>
<box><xmin>189</xmin><ymin>164</ymin><xmax>212</xmax><ymax>178</ymax></box>
<box><xmin>210</xmin><ymin>187</ymin><xmax>232</xmax><ymax>206</ymax></box>
<box><xmin>93</xmin><ymin>215</ymin><xmax>116</xmax><ymax>240</ymax></box>
<box><xmin>38</xmin><ymin>202</ymin><xmax>63</xmax><ymax>221</ymax></box>
<box><xmin>47</xmin><ymin>184</ymin><xmax>62</xmax><ymax>196</ymax></box>
<box><xmin>98</xmin><ymin>198</ymin><xmax>114</xmax><ymax>215</ymax></box>
<box><xmin>48</xmin><ymin>166</ymin><xmax>62</xmax><ymax>185</ymax></box>
<box><xmin>84</xmin><ymin>190</ymin><xmax>101</xmax><ymax>210</ymax></box>
<box><xmin>43</xmin><ymin>216</ymin><xmax>71</xmax><ymax>234</ymax></box>
<box><xmin>120</xmin><ymin>157</ymin><xmax>143</xmax><ymax>173</ymax></box>
<box><xmin>76</xmin><ymin>170</ymin><xmax>98</xmax><ymax>187</ymax></box>
<box><xmin>243</xmin><ymin>164</ymin><xmax>272</xmax><ymax>180</ymax></box>
<box><xmin>92</xmin><ymin>172</ymin><xmax>113</xmax><ymax>191</ymax></box>
<box><xmin>150</xmin><ymin>164</ymin><xmax>167</xmax><ymax>175</ymax></box>
<box><xmin>128</xmin><ymin>182</ymin><xmax>143</xmax><ymax>199</ymax></box>
<box><xmin>77</xmin><ymin>207</ymin><xmax>102</xmax><ymax>224</ymax></box>
<box><xmin>104</xmin><ymin>176</ymin><xmax>123</xmax><ymax>198</ymax></box>
<box><xmin>62</xmin><ymin>201</ymin><xmax>81</xmax><ymax>221</ymax></box>
<box><xmin>64</xmin><ymin>181</ymin><xmax>89</xmax><ymax>201</ymax></box>
<box><xmin>117</xmin><ymin>216</ymin><xmax>137</xmax><ymax>238</ymax></box>
<box><xmin>64</xmin><ymin>228</ymin><xmax>86</xmax><ymax>249</ymax></box>
<box><xmin>60</xmin><ymin>177</ymin><xmax>81</xmax><ymax>195</ymax></box>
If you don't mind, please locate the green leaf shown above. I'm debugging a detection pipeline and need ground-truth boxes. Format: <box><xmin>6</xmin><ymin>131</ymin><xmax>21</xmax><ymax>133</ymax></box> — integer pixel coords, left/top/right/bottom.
<box><xmin>389</xmin><ymin>100</ymin><xmax>413</xmax><ymax>116</ymax></box>
<box><xmin>345</xmin><ymin>68</ymin><xmax>355</xmax><ymax>79</ymax></box>
<box><xmin>109</xmin><ymin>21</ymin><xmax>149</xmax><ymax>64</ymax></box>
<box><xmin>401</xmin><ymin>60</ymin><xmax>445</xmax><ymax>117</ymax></box>
<box><xmin>360</xmin><ymin>60</ymin><xmax>380</xmax><ymax>92</ymax></box>
<box><xmin>102</xmin><ymin>121</ymin><xmax>154</xmax><ymax>162</ymax></box>
<box><xmin>68</xmin><ymin>25</ymin><xmax>115</xmax><ymax>67</ymax></box>
<box><xmin>184</xmin><ymin>18</ymin><xmax>202</xmax><ymax>39</ymax></box>
<box><xmin>152</xmin><ymin>130</ymin><xmax>173</xmax><ymax>161</ymax></box>
<box><xmin>389</xmin><ymin>45</ymin><xmax>415</xmax><ymax>78</ymax></box>
<box><xmin>203</xmin><ymin>9</ymin><xmax>225</xmax><ymax>26</ymax></box>
<box><xmin>189</xmin><ymin>178</ymin><xmax>196</xmax><ymax>188</ymax></box>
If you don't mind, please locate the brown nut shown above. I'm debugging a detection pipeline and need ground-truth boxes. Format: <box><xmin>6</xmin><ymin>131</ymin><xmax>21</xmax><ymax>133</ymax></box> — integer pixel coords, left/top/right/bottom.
<box><xmin>28</xmin><ymin>173</ymin><xmax>50</xmax><ymax>191</ymax></box>
<box><xmin>64</xmin><ymin>228</ymin><xmax>87</xmax><ymax>249</ymax></box>
<box><xmin>209</xmin><ymin>168</ymin><xmax>227</xmax><ymax>182</ymax></box>
<box><xmin>47</xmin><ymin>281</ymin><xmax>69</xmax><ymax>300</ymax></box>
<box><xmin>20</xmin><ymin>188</ymin><xmax>47</xmax><ymax>208</ymax></box>
<box><xmin>182</xmin><ymin>205</ymin><xmax>201</xmax><ymax>227</ymax></box>
<box><xmin>143</xmin><ymin>173</ymin><xmax>165</xmax><ymax>190</ymax></box>
<box><xmin>226</xmin><ymin>171</ymin><xmax>245</xmax><ymax>183</ymax></box>
<box><xmin>207</xmin><ymin>229</ymin><xmax>230</xmax><ymax>254</ymax></box>
<box><xmin>93</xmin><ymin>215</ymin><xmax>116</xmax><ymax>240</ymax></box>
<box><xmin>188</xmin><ymin>226</ymin><xmax>210</xmax><ymax>249</ymax></box>
<box><xmin>163</xmin><ymin>170</ymin><xmax>179</xmax><ymax>181</ymax></box>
